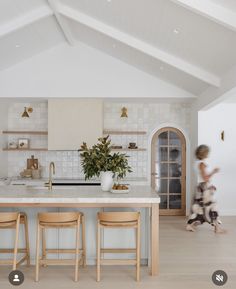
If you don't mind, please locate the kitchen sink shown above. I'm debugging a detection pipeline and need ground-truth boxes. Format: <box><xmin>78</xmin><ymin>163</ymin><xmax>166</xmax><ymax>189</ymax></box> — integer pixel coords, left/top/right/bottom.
<box><xmin>52</xmin><ymin>182</ymin><xmax>100</xmax><ymax>186</ymax></box>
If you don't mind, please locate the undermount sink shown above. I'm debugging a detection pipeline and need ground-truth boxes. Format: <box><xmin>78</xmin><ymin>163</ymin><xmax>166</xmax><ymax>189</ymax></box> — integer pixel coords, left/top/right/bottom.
<box><xmin>53</xmin><ymin>182</ymin><xmax>100</xmax><ymax>186</ymax></box>
<box><xmin>25</xmin><ymin>182</ymin><xmax>100</xmax><ymax>190</ymax></box>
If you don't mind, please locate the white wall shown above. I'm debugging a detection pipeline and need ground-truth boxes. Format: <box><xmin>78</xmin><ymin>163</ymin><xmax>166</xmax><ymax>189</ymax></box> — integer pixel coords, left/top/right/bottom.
<box><xmin>0</xmin><ymin>43</ymin><xmax>195</xmax><ymax>99</ymax></box>
<box><xmin>188</xmin><ymin>105</ymin><xmax>199</xmax><ymax>214</ymax></box>
<box><xmin>6</xmin><ymin>101</ymin><xmax>191</xmax><ymax>186</ymax></box>
<box><xmin>0</xmin><ymin>100</ymin><xmax>10</xmax><ymax>176</ymax></box>
<box><xmin>198</xmin><ymin>103</ymin><xmax>236</xmax><ymax>215</ymax></box>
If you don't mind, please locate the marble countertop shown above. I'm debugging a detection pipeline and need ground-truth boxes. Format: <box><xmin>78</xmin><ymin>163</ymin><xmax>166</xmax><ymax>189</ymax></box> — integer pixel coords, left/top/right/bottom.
<box><xmin>9</xmin><ymin>177</ymin><xmax>148</xmax><ymax>186</ymax></box>
<box><xmin>0</xmin><ymin>185</ymin><xmax>160</xmax><ymax>204</ymax></box>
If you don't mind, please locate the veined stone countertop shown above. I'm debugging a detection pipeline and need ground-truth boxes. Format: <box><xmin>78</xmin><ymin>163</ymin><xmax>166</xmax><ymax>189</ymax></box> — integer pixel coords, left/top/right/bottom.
<box><xmin>9</xmin><ymin>177</ymin><xmax>100</xmax><ymax>186</ymax></box>
<box><xmin>0</xmin><ymin>185</ymin><xmax>160</xmax><ymax>204</ymax></box>
<box><xmin>9</xmin><ymin>177</ymin><xmax>148</xmax><ymax>186</ymax></box>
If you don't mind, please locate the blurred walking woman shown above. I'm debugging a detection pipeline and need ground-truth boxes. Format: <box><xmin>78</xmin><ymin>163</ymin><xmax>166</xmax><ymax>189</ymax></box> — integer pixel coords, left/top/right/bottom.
<box><xmin>187</xmin><ymin>145</ymin><xmax>226</xmax><ymax>233</ymax></box>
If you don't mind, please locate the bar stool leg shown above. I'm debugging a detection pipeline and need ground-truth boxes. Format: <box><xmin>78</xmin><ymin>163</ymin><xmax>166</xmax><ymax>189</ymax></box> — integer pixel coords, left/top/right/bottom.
<box><xmin>136</xmin><ymin>220</ymin><xmax>141</xmax><ymax>282</ymax></box>
<box><xmin>13</xmin><ymin>215</ymin><xmax>20</xmax><ymax>270</ymax></box>
<box><xmin>42</xmin><ymin>228</ymin><xmax>47</xmax><ymax>267</ymax></box>
<box><xmin>75</xmin><ymin>219</ymin><xmax>80</xmax><ymax>282</ymax></box>
<box><xmin>81</xmin><ymin>215</ymin><xmax>86</xmax><ymax>267</ymax></box>
<box><xmin>23</xmin><ymin>214</ymin><xmax>30</xmax><ymax>266</ymax></box>
<box><xmin>35</xmin><ymin>220</ymin><xmax>41</xmax><ymax>282</ymax></box>
<box><xmin>96</xmin><ymin>220</ymin><xmax>101</xmax><ymax>282</ymax></box>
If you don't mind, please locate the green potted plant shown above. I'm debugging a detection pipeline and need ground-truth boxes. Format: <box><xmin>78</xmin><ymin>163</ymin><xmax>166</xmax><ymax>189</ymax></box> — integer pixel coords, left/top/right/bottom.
<box><xmin>80</xmin><ymin>136</ymin><xmax>132</xmax><ymax>191</ymax></box>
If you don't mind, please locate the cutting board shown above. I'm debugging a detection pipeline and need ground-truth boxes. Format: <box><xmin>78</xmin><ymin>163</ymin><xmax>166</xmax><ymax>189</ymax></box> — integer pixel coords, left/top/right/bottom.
<box><xmin>27</xmin><ymin>155</ymin><xmax>38</xmax><ymax>170</ymax></box>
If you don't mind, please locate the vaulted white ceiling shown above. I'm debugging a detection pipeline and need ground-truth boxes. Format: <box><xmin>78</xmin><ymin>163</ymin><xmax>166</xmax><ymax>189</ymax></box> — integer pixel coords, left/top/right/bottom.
<box><xmin>1</xmin><ymin>0</ymin><xmax>236</xmax><ymax>97</ymax></box>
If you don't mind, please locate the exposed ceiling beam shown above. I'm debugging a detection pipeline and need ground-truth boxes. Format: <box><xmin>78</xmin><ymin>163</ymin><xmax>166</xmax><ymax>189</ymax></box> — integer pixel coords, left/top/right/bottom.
<box><xmin>57</xmin><ymin>3</ymin><xmax>220</xmax><ymax>88</ymax></box>
<box><xmin>48</xmin><ymin>0</ymin><xmax>75</xmax><ymax>45</ymax></box>
<box><xmin>0</xmin><ymin>6</ymin><xmax>53</xmax><ymax>38</ymax></box>
<box><xmin>193</xmin><ymin>64</ymin><xmax>236</xmax><ymax>110</ymax></box>
<box><xmin>170</xmin><ymin>0</ymin><xmax>236</xmax><ymax>32</ymax></box>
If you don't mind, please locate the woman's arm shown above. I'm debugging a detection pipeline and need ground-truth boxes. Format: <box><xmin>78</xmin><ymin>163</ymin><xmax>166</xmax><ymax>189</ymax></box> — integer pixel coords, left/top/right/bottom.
<box><xmin>199</xmin><ymin>162</ymin><xmax>219</xmax><ymax>182</ymax></box>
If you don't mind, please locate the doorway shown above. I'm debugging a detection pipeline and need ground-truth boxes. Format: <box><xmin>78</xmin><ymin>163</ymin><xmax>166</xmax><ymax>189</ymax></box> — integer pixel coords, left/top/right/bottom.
<box><xmin>151</xmin><ymin>127</ymin><xmax>186</xmax><ymax>215</ymax></box>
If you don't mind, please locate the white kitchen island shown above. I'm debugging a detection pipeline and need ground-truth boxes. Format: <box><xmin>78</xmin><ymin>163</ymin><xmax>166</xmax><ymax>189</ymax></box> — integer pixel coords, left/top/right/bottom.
<box><xmin>0</xmin><ymin>185</ymin><xmax>160</xmax><ymax>276</ymax></box>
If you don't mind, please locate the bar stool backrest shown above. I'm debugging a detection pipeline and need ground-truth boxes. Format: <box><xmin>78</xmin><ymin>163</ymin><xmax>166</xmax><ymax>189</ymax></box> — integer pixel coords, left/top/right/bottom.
<box><xmin>38</xmin><ymin>212</ymin><xmax>81</xmax><ymax>224</ymax></box>
<box><xmin>0</xmin><ymin>212</ymin><xmax>19</xmax><ymax>224</ymax></box>
<box><xmin>98</xmin><ymin>212</ymin><xmax>140</xmax><ymax>223</ymax></box>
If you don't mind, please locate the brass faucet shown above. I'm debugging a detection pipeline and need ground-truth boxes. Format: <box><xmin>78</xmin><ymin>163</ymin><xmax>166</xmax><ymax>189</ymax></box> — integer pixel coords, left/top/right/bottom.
<box><xmin>45</xmin><ymin>162</ymin><xmax>55</xmax><ymax>191</ymax></box>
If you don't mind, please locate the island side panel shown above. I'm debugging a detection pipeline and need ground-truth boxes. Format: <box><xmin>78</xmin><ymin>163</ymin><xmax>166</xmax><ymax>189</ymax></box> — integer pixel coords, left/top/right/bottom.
<box><xmin>151</xmin><ymin>203</ymin><xmax>159</xmax><ymax>276</ymax></box>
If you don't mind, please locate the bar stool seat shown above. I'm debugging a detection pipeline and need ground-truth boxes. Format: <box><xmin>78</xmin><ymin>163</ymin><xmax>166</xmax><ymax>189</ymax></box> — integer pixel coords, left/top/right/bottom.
<box><xmin>97</xmin><ymin>211</ymin><xmax>141</xmax><ymax>282</ymax></box>
<box><xmin>35</xmin><ymin>212</ymin><xmax>86</xmax><ymax>282</ymax></box>
<box><xmin>0</xmin><ymin>212</ymin><xmax>30</xmax><ymax>270</ymax></box>
<box><xmin>100</xmin><ymin>221</ymin><xmax>138</xmax><ymax>227</ymax></box>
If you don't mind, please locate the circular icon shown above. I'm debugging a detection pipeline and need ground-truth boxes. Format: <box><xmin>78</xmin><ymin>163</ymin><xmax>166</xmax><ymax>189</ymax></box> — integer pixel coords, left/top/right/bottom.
<box><xmin>212</xmin><ymin>270</ymin><xmax>228</xmax><ymax>286</ymax></box>
<box><xmin>8</xmin><ymin>270</ymin><xmax>24</xmax><ymax>286</ymax></box>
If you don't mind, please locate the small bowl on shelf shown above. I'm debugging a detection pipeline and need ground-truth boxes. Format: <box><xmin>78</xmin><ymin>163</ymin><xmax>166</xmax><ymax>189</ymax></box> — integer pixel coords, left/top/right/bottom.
<box><xmin>8</xmin><ymin>142</ymin><xmax>18</xmax><ymax>149</ymax></box>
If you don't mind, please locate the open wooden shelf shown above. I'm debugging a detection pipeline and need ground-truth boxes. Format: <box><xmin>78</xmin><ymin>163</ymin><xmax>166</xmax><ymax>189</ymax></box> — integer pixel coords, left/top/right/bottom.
<box><xmin>103</xmin><ymin>130</ymin><xmax>147</xmax><ymax>135</ymax></box>
<box><xmin>2</xmin><ymin>131</ymin><xmax>48</xmax><ymax>135</ymax></box>
<box><xmin>3</xmin><ymin>148</ymin><xmax>48</xmax><ymax>151</ymax></box>
<box><xmin>111</xmin><ymin>148</ymin><xmax>146</xmax><ymax>152</ymax></box>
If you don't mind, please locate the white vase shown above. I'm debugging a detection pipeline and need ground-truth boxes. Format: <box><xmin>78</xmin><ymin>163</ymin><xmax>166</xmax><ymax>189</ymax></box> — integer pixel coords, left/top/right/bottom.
<box><xmin>100</xmin><ymin>171</ymin><xmax>113</xmax><ymax>191</ymax></box>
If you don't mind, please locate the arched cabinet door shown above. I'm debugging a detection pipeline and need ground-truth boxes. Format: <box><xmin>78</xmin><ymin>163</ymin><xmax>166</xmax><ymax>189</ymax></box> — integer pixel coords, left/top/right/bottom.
<box><xmin>151</xmin><ymin>127</ymin><xmax>186</xmax><ymax>216</ymax></box>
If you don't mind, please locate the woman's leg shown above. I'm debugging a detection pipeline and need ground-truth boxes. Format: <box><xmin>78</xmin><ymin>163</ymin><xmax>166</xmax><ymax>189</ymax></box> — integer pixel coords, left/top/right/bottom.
<box><xmin>205</xmin><ymin>203</ymin><xmax>227</xmax><ymax>233</ymax></box>
<box><xmin>187</xmin><ymin>203</ymin><xmax>205</xmax><ymax>231</ymax></box>
<box><xmin>186</xmin><ymin>183</ymin><xmax>206</xmax><ymax>231</ymax></box>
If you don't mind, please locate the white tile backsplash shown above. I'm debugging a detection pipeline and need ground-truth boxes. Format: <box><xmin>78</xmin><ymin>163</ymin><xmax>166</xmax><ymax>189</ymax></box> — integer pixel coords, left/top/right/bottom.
<box><xmin>7</xmin><ymin>101</ymin><xmax>191</xmax><ymax>180</ymax></box>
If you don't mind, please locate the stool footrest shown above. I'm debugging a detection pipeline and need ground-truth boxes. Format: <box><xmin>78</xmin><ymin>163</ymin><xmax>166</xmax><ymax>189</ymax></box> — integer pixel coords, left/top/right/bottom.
<box><xmin>101</xmin><ymin>248</ymin><xmax>136</xmax><ymax>253</ymax></box>
<box><xmin>40</xmin><ymin>259</ymin><xmax>81</xmax><ymax>266</ymax></box>
<box><xmin>0</xmin><ymin>255</ymin><xmax>28</xmax><ymax>266</ymax></box>
<box><xmin>100</xmin><ymin>259</ymin><xmax>137</xmax><ymax>265</ymax></box>
<box><xmin>0</xmin><ymin>248</ymin><xmax>27</xmax><ymax>253</ymax></box>
<box><xmin>17</xmin><ymin>255</ymin><xmax>28</xmax><ymax>266</ymax></box>
<box><xmin>46</xmin><ymin>249</ymin><xmax>83</xmax><ymax>254</ymax></box>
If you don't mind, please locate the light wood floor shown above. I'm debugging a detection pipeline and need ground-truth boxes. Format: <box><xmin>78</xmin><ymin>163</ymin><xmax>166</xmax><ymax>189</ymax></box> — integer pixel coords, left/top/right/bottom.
<box><xmin>0</xmin><ymin>216</ymin><xmax>236</xmax><ymax>289</ymax></box>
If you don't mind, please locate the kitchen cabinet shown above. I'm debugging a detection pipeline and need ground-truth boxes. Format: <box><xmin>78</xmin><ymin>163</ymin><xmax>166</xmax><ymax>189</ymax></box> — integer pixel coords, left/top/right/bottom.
<box><xmin>48</xmin><ymin>99</ymin><xmax>103</xmax><ymax>150</ymax></box>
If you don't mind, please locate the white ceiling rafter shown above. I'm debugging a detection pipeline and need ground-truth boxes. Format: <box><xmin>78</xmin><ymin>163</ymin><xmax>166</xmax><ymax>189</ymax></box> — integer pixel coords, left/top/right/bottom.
<box><xmin>0</xmin><ymin>6</ymin><xmax>53</xmax><ymax>39</ymax></box>
<box><xmin>57</xmin><ymin>3</ymin><xmax>220</xmax><ymax>88</ymax></box>
<box><xmin>170</xmin><ymin>0</ymin><xmax>236</xmax><ymax>32</ymax></box>
<box><xmin>48</xmin><ymin>0</ymin><xmax>75</xmax><ymax>45</ymax></box>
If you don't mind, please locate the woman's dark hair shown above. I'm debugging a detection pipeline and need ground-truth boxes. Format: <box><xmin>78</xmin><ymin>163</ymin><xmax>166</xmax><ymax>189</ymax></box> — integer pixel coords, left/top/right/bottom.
<box><xmin>195</xmin><ymin>145</ymin><xmax>210</xmax><ymax>160</ymax></box>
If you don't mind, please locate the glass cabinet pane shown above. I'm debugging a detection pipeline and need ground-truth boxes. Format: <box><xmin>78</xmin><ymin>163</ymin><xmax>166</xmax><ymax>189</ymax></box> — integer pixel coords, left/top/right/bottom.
<box><xmin>160</xmin><ymin>163</ymin><xmax>168</xmax><ymax>177</ymax></box>
<box><xmin>158</xmin><ymin>132</ymin><xmax>168</xmax><ymax>146</ymax></box>
<box><xmin>169</xmin><ymin>148</ymin><xmax>181</xmax><ymax>162</ymax></box>
<box><xmin>169</xmin><ymin>163</ymin><xmax>181</xmax><ymax>177</ymax></box>
<box><xmin>156</xmin><ymin>179</ymin><xmax>168</xmax><ymax>194</ymax></box>
<box><xmin>169</xmin><ymin>131</ymin><xmax>181</xmax><ymax>146</ymax></box>
<box><xmin>169</xmin><ymin>179</ymin><xmax>181</xmax><ymax>194</ymax></box>
<box><xmin>159</xmin><ymin>147</ymin><xmax>168</xmax><ymax>162</ymax></box>
<box><xmin>169</xmin><ymin>195</ymin><xmax>181</xmax><ymax>209</ymax></box>
<box><xmin>160</xmin><ymin>195</ymin><xmax>167</xmax><ymax>209</ymax></box>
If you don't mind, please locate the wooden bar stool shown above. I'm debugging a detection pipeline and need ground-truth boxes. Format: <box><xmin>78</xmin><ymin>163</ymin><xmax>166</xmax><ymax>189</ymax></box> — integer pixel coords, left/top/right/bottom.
<box><xmin>0</xmin><ymin>212</ymin><xmax>30</xmax><ymax>270</ymax></box>
<box><xmin>35</xmin><ymin>212</ymin><xmax>86</xmax><ymax>282</ymax></box>
<box><xmin>97</xmin><ymin>211</ymin><xmax>141</xmax><ymax>282</ymax></box>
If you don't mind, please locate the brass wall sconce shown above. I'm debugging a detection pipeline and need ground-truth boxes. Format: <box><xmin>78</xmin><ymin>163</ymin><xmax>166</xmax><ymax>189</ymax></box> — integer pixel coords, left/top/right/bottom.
<box><xmin>121</xmin><ymin>107</ymin><xmax>128</xmax><ymax>118</ymax></box>
<box><xmin>221</xmin><ymin>130</ymin><xmax>225</xmax><ymax>141</ymax></box>
<box><xmin>21</xmin><ymin>107</ymin><xmax>33</xmax><ymax>118</ymax></box>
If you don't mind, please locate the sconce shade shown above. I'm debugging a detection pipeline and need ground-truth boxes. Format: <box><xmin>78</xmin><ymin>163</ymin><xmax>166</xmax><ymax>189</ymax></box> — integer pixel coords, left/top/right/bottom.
<box><xmin>22</xmin><ymin>107</ymin><xmax>30</xmax><ymax>118</ymax></box>
<box><xmin>121</xmin><ymin>107</ymin><xmax>128</xmax><ymax>118</ymax></box>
